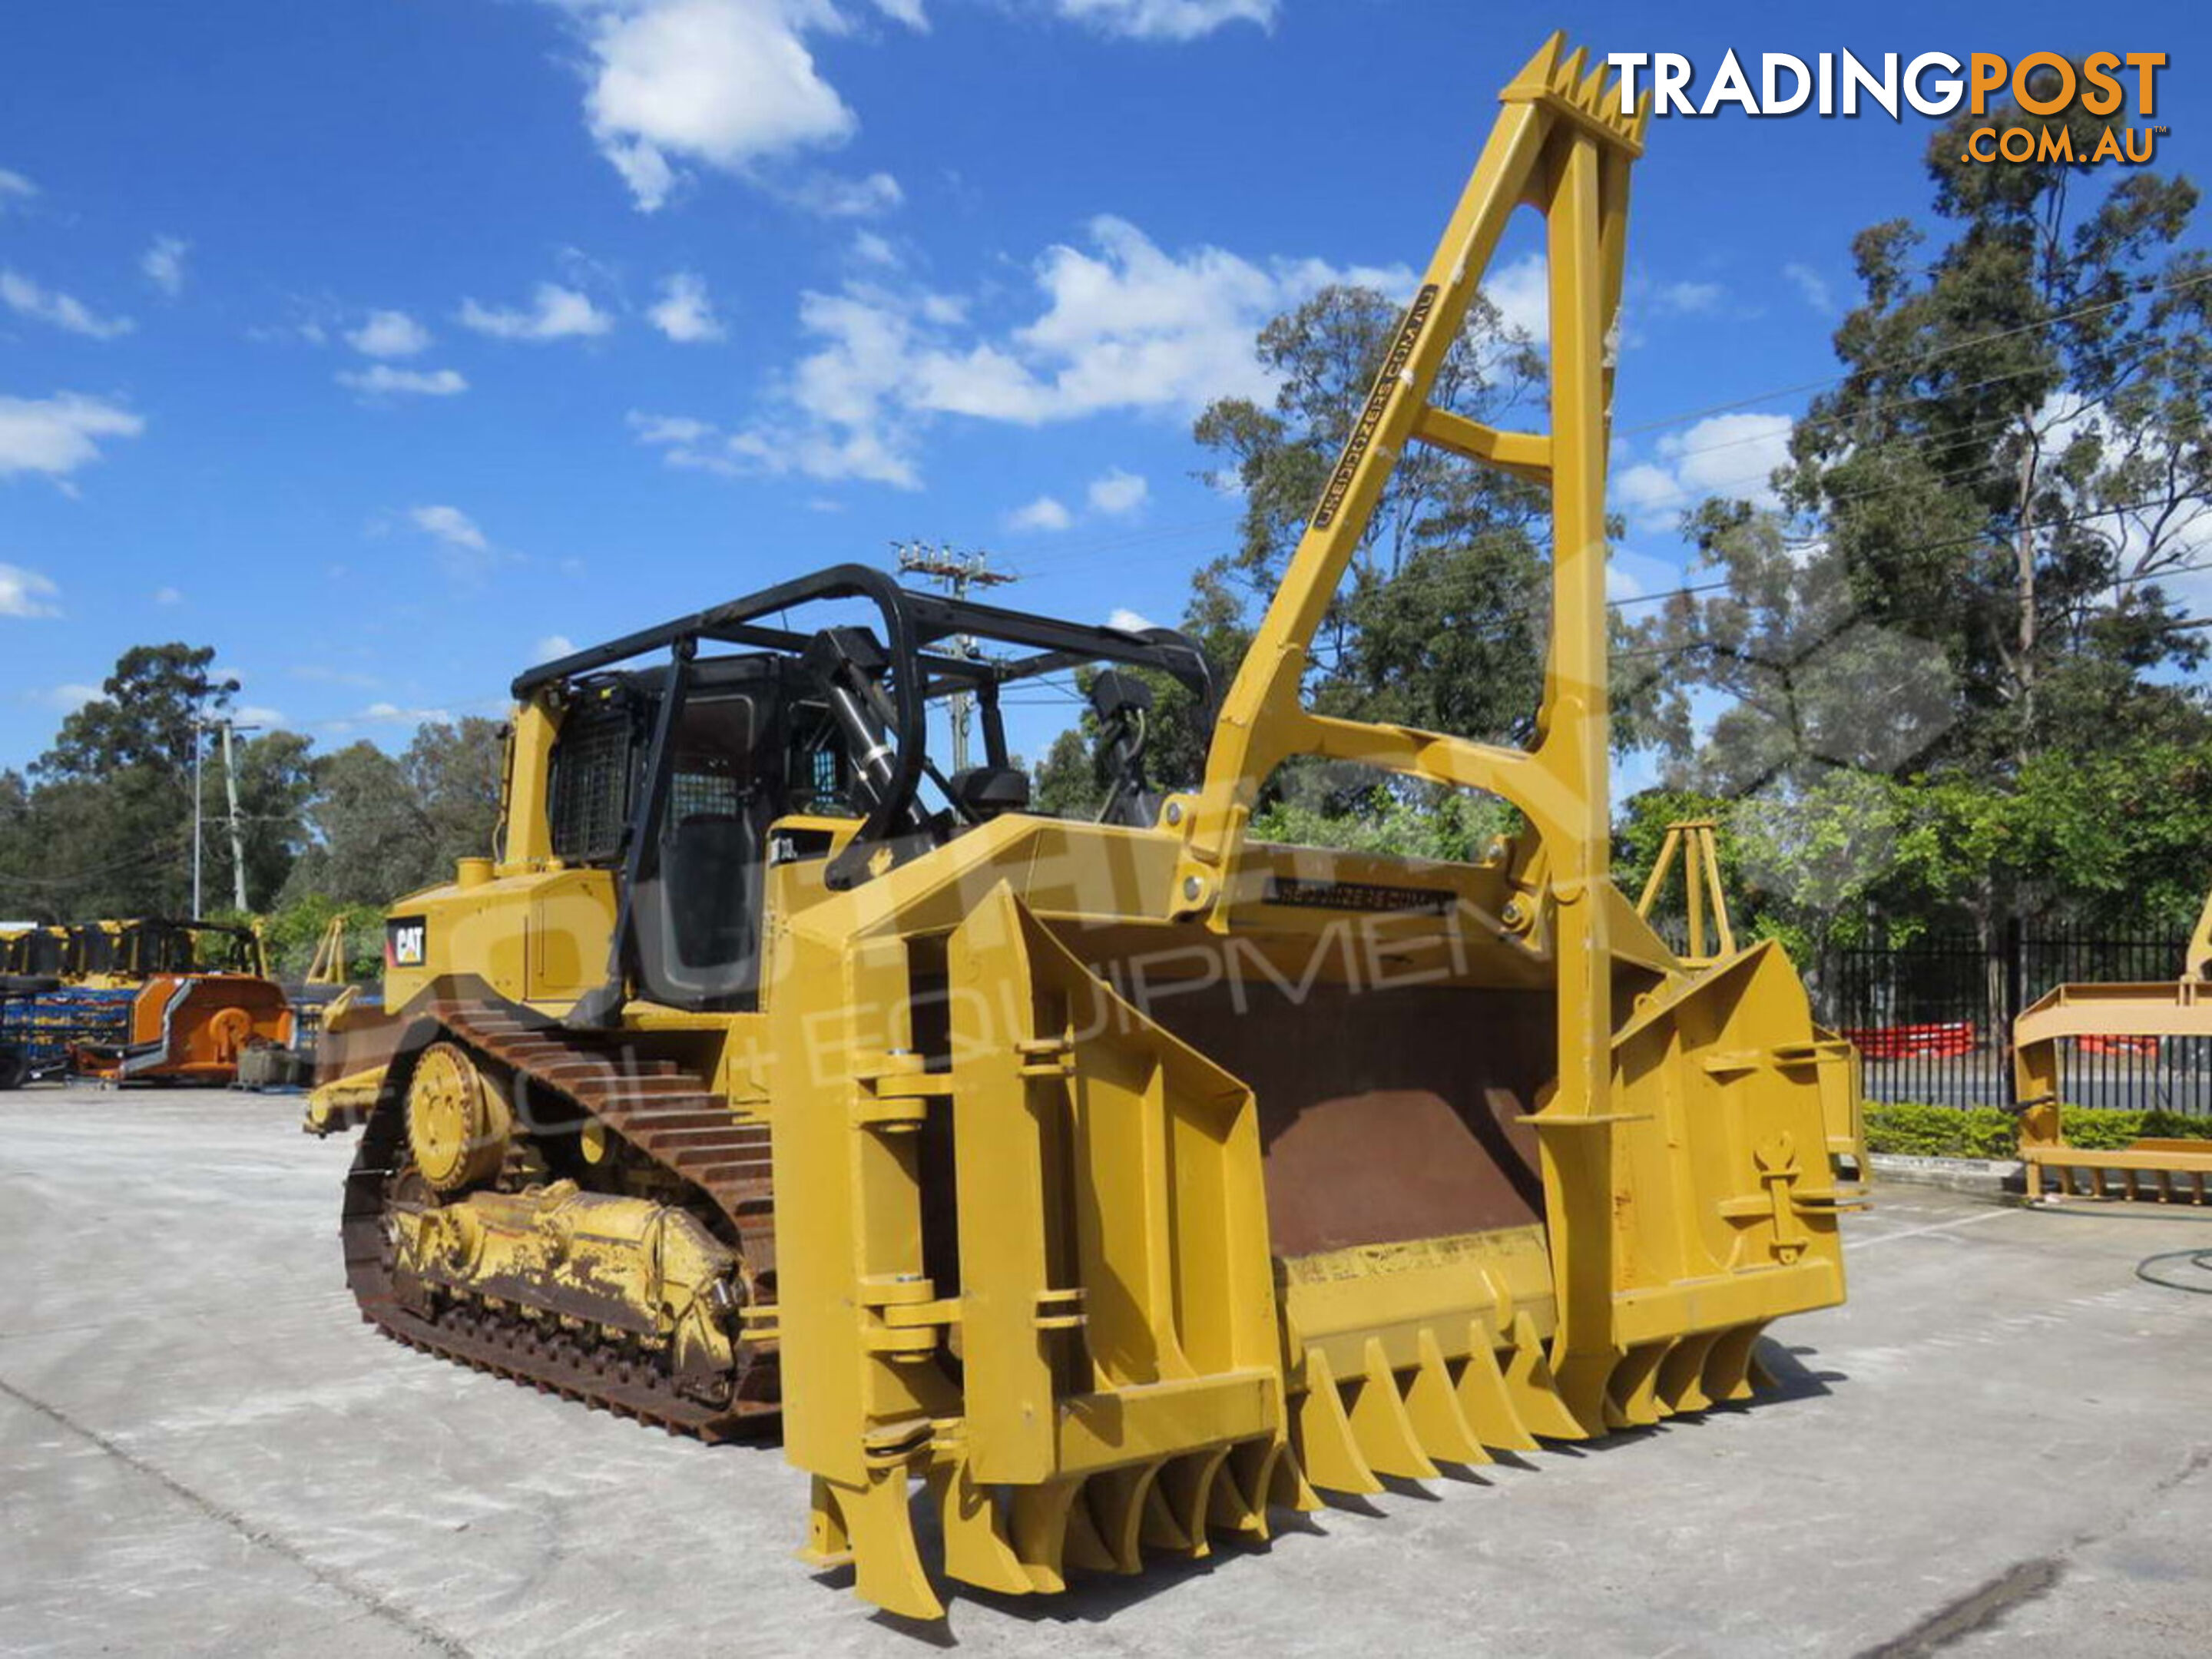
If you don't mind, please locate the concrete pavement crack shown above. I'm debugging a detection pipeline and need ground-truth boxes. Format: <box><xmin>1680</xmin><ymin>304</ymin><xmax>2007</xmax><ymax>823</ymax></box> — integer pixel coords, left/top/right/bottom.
<box><xmin>0</xmin><ymin>1372</ymin><xmax>473</xmax><ymax>1657</ymax></box>
<box><xmin>1859</xmin><ymin>1443</ymin><xmax>2212</xmax><ymax>1656</ymax></box>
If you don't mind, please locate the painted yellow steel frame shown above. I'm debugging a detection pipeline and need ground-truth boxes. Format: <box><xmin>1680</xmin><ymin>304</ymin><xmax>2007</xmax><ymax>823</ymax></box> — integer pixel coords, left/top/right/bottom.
<box><xmin>1165</xmin><ymin>34</ymin><xmax>1654</xmax><ymax>1430</ymax></box>
<box><xmin>336</xmin><ymin>36</ymin><xmax>1860</xmax><ymax>1621</ymax></box>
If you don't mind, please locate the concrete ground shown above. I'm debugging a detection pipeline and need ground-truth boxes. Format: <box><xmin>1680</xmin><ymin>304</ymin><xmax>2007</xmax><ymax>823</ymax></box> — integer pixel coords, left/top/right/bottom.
<box><xmin>4</xmin><ymin>1088</ymin><xmax>2209</xmax><ymax>1659</ymax></box>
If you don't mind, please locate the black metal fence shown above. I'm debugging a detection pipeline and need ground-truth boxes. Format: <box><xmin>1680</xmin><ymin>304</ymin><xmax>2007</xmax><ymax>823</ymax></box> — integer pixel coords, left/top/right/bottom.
<box><xmin>1818</xmin><ymin>923</ymin><xmax>2212</xmax><ymax>1115</ymax></box>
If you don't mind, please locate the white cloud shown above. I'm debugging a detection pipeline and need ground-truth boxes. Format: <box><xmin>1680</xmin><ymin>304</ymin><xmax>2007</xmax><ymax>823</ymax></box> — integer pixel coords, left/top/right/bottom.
<box><xmin>1483</xmin><ymin>253</ymin><xmax>1548</xmax><ymax>345</ymax></box>
<box><xmin>850</xmin><ymin>230</ymin><xmax>899</xmax><ymax>267</ymax></box>
<box><xmin>141</xmin><ymin>236</ymin><xmax>189</xmax><ymax>297</ymax></box>
<box><xmin>1653</xmin><ymin>279</ymin><xmax>1722</xmax><ymax>316</ymax></box>
<box><xmin>0</xmin><ymin>169</ymin><xmax>34</xmax><ymax>209</ymax></box>
<box><xmin>409</xmin><ymin>504</ymin><xmax>488</xmax><ymax>552</ymax></box>
<box><xmin>1107</xmin><ymin>606</ymin><xmax>1156</xmax><ymax>632</ymax></box>
<box><xmin>720</xmin><ymin>216</ymin><xmax>1415</xmax><ymax>486</ymax></box>
<box><xmin>234</xmin><ymin>704</ymin><xmax>287</xmax><ymax>727</ymax></box>
<box><xmin>1051</xmin><ymin>0</ymin><xmax>1275</xmax><ymax>41</ymax></box>
<box><xmin>348</xmin><ymin>309</ymin><xmax>432</xmax><ymax>358</ymax></box>
<box><xmin>1007</xmin><ymin>495</ymin><xmax>1072</xmax><ymax>532</ymax></box>
<box><xmin>0</xmin><ymin>270</ymin><xmax>134</xmax><ymax>339</ymax></box>
<box><xmin>781</xmin><ymin>170</ymin><xmax>903</xmax><ymax>218</ymax></box>
<box><xmin>337</xmin><ymin>364</ymin><xmax>468</xmax><ymax>399</ymax></box>
<box><xmin>153</xmin><ymin>584</ymin><xmax>183</xmax><ymax>606</ymax></box>
<box><xmin>406</xmin><ymin>504</ymin><xmax>509</xmax><ymax>584</ymax></box>
<box><xmin>647</xmin><ymin>271</ymin><xmax>727</xmax><ymax>343</ymax></box>
<box><xmin>0</xmin><ymin>562</ymin><xmax>62</xmax><ymax>618</ymax></box>
<box><xmin>459</xmin><ymin>283</ymin><xmax>613</xmax><ymax>341</ymax></box>
<box><xmin>1783</xmin><ymin>261</ymin><xmax>1835</xmax><ymax>315</ymax></box>
<box><xmin>570</xmin><ymin>1</ymin><xmax>922</xmax><ymax>211</ymax></box>
<box><xmin>1088</xmin><ymin>467</ymin><xmax>1147</xmax><ymax>516</ymax></box>
<box><xmin>1615</xmin><ymin>411</ymin><xmax>1796</xmax><ymax>528</ymax></box>
<box><xmin>533</xmin><ymin>634</ymin><xmax>578</xmax><ymax>663</ymax></box>
<box><xmin>629</xmin><ymin>410</ymin><xmax>716</xmax><ymax>446</ymax></box>
<box><xmin>38</xmin><ymin>683</ymin><xmax>100</xmax><ymax>712</ymax></box>
<box><xmin>320</xmin><ymin>700</ymin><xmax>458</xmax><ymax>735</ymax></box>
<box><xmin>0</xmin><ymin>392</ymin><xmax>146</xmax><ymax>480</ymax></box>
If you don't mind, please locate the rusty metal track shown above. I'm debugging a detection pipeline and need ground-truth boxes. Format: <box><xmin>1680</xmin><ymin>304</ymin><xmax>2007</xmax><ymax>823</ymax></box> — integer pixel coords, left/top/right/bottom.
<box><xmin>342</xmin><ymin>998</ymin><xmax>781</xmax><ymax>1439</ymax></box>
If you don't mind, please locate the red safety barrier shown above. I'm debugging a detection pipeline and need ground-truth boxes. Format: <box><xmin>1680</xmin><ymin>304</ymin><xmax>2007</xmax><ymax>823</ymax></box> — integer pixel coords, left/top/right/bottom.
<box><xmin>1840</xmin><ymin>1021</ymin><xmax>1978</xmax><ymax>1059</ymax></box>
<box><xmin>2075</xmin><ymin>1033</ymin><xmax>2161</xmax><ymax>1058</ymax></box>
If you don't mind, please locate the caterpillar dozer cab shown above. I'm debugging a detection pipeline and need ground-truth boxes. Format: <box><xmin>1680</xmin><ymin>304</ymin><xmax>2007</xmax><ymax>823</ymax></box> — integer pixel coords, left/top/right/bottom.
<box><xmin>313</xmin><ymin>37</ymin><xmax>1854</xmax><ymax>1619</ymax></box>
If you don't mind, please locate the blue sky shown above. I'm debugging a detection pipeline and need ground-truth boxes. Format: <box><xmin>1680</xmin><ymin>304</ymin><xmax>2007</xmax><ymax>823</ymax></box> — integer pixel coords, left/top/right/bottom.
<box><xmin>2</xmin><ymin>0</ymin><xmax>2204</xmax><ymax>774</ymax></box>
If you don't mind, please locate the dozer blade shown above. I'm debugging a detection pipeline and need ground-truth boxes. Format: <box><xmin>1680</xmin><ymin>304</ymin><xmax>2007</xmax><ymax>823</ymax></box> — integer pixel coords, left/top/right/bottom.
<box><xmin>337</xmin><ymin>32</ymin><xmax>1857</xmax><ymax>1624</ymax></box>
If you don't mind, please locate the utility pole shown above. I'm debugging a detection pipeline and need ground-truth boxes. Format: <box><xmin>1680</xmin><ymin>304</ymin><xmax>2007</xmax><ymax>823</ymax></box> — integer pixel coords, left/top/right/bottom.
<box><xmin>219</xmin><ymin>720</ymin><xmax>252</xmax><ymax>912</ymax></box>
<box><xmin>190</xmin><ymin>715</ymin><xmax>260</xmax><ymax>916</ymax></box>
<box><xmin>892</xmin><ymin>540</ymin><xmax>1016</xmax><ymax>772</ymax></box>
<box><xmin>190</xmin><ymin>717</ymin><xmax>204</xmax><ymax>919</ymax></box>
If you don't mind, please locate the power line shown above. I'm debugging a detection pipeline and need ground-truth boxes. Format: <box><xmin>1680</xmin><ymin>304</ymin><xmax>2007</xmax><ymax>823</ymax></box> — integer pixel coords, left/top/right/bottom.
<box><xmin>1616</xmin><ymin>269</ymin><xmax>2212</xmax><ymax>445</ymax></box>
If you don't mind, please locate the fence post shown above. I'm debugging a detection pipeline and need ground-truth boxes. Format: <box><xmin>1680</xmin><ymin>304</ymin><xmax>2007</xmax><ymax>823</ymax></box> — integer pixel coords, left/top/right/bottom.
<box><xmin>2001</xmin><ymin>913</ymin><xmax>2024</xmax><ymax>1111</ymax></box>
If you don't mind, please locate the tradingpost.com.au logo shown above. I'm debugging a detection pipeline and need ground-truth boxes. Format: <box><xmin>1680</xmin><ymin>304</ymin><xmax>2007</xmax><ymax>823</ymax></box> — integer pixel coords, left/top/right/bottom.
<box><xmin>1608</xmin><ymin>51</ymin><xmax>2169</xmax><ymax>164</ymax></box>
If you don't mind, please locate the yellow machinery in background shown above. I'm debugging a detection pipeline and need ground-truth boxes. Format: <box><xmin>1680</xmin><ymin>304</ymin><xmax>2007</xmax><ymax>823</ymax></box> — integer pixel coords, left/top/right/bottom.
<box><xmin>312</xmin><ymin>39</ymin><xmax>1856</xmax><ymax>1619</ymax></box>
<box><xmin>2014</xmin><ymin>889</ymin><xmax>2212</xmax><ymax>1203</ymax></box>
<box><xmin>65</xmin><ymin>918</ymin><xmax>293</xmax><ymax>1084</ymax></box>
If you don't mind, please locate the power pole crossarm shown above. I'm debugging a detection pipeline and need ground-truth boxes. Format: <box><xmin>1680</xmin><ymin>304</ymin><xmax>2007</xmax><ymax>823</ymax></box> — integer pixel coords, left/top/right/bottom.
<box><xmin>892</xmin><ymin>541</ymin><xmax>1018</xmax><ymax>773</ymax></box>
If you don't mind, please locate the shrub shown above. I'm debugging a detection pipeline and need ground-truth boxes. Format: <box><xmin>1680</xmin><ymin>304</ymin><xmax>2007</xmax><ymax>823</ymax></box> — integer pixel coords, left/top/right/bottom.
<box><xmin>1863</xmin><ymin>1101</ymin><xmax>2212</xmax><ymax>1159</ymax></box>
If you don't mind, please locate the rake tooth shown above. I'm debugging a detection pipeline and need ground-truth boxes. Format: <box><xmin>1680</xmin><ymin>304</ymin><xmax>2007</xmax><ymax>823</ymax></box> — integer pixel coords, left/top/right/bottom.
<box><xmin>1139</xmin><ymin>1469</ymin><xmax>1197</xmax><ymax>1555</ymax></box>
<box><xmin>1008</xmin><ymin>1477</ymin><xmax>1084</xmax><ymax>1593</ymax></box>
<box><xmin>1703</xmin><ymin>1323</ymin><xmax>1764</xmax><ymax>1404</ymax></box>
<box><xmin>1507</xmin><ymin>30</ymin><xmax>1567</xmax><ymax>94</ymax></box>
<box><xmin>1553</xmin><ymin>47</ymin><xmax>1590</xmax><ymax>100</ymax></box>
<box><xmin>1404</xmin><ymin>1327</ymin><xmax>1491</xmax><ymax>1465</ymax></box>
<box><xmin>1230</xmin><ymin>1434</ymin><xmax>1317</xmax><ymax>1538</ymax></box>
<box><xmin>1294</xmin><ymin>1347</ymin><xmax>1383</xmax><ymax>1495</ymax></box>
<box><xmin>929</xmin><ymin>1458</ymin><xmax>1031</xmax><ymax>1597</ymax></box>
<box><xmin>1157</xmin><ymin>1448</ymin><xmax>1230</xmax><ymax>1556</ymax></box>
<box><xmin>1207</xmin><ymin>1445</ymin><xmax>1267</xmax><ymax>1538</ymax></box>
<box><xmin>1085</xmin><ymin>1463</ymin><xmax>1163</xmax><ymax>1574</ymax></box>
<box><xmin>1346</xmin><ymin>1336</ymin><xmax>1439</xmax><ymax>1481</ymax></box>
<box><xmin>827</xmin><ymin>1469</ymin><xmax>942</xmax><ymax>1621</ymax></box>
<box><xmin>1628</xmin><ymin>91</ymin><xmax>1654</xmax><ymax>145</ymax></box>
<box><xmin>1503</xmin><ymin>1312</ymin><xmax>1591</xmax><ymax>1440</ymax></box>
<box><xmin>1270</xmin><ymin>1442</ymin><xmax>1324</xmax><ymax>1512</ymax></box>
<box><xmin>799</xmin><ymin>1474</ymin><xmax>854</xmax><ymax>1570</ymax></box>
<box><xmin>1577</xmin><ymin>58</ymin><xmax>1613</xmax><ymax>116</ymax></box>
<box><xmin>1606</xmin><ymin>1341</ymin><xmax>1670</xmax><ymax>1429</ymax></box>
<box><xmin>1454</xmin><ymin>1323</ymin><xmax>1539</xmax><ymax>1452</ymax></box>
<box><xmin>1655</xmin><ymin>1330</ymin><xmax>1720</xmax><ymax>1415</ymax></box>
<box><xmin>1061</xmin><ymin>1478</ymin><xmax>1121</xmax><ymax>1575</ymax></box>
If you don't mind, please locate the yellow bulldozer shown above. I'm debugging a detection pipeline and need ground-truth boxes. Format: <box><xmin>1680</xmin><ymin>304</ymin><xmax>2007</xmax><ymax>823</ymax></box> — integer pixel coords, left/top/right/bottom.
<box><xmin>310</xmin><ymin>38</ymin><xmax>1856</xmax><ymax>1619</ymax></box>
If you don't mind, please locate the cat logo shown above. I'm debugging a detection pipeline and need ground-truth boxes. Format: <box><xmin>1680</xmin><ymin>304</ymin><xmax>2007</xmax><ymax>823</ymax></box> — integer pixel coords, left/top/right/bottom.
<box><xmin>386</xmin><ymin>916</ymin><xmax>428</xmax><ymax>969</ymax></box>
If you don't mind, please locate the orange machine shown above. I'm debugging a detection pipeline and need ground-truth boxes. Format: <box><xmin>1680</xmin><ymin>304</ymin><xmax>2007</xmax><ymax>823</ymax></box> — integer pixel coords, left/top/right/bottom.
<box><xmin>69</xmin><ymin>919</ymin><xmax>296</xmax><ymax>1084</ymax></box>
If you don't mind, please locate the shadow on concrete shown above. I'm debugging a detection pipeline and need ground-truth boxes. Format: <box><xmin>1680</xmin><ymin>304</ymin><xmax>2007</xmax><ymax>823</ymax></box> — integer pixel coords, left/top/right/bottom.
<box><xmin>847</xmin><ymin>1339</ymin><xmax>1852</xmax><ymax>1640</ymax></box>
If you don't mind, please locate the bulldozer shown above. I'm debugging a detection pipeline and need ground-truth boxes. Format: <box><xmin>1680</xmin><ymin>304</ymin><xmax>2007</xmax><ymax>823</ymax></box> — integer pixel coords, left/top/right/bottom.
<box><xmin>310</xmin><ymin>37</ymin><xmax>1855</xmax><ymax>1619</ymax></box>
<box><xmin>64</xmin><ymin>918</ymin><xmax>293</xmax><ymax>1085</ymax></box>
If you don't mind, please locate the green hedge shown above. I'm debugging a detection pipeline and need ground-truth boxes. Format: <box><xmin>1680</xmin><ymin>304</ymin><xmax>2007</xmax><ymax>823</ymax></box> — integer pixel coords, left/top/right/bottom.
<box><xmin>1864</xmin><ymin>1101</ymin><xmax>2212</xmax><ymax>1159</ymax></box>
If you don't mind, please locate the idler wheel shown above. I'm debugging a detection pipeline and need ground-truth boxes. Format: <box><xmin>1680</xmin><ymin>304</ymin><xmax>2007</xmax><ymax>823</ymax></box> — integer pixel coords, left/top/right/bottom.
<box><xmin>407</xmin><ymin>1041</ymin><xmax>512</xmax><ymax>1193</ymax></box>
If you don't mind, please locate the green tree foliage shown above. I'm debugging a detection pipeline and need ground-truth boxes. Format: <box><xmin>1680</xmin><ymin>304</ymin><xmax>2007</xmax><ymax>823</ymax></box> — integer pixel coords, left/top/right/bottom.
<box><xmin>1645</xmin><ymin>81</ymin><xmax>2210</xmax><ymax>792</ymax></box>
<box><xmin>1624</xmin><ymin>75</ymin><xmax>2212</xmax><ymax>953</ymax></box>
<box><xmin>1190</xmin><ymin>283</ymin><xmax>1551</xmax><ymax>762</ymax></box>
<box><xmin>0</xmin><ymin>644</ymin><xmax>238</xmax><ymax>917</ymax></box>
<box><xmin>1036</xmin><ymin>282</ymin><xmax>1641</xmax><ymax>846</ymax></box>
<box><xmin>280</xmin><ymin>718</ymin><xmax>505</xmax><ymax>906</ymax></box>
<box><xmin>0</xmin><ymin>644</ymin><xmax>505</xmax><ymax>957</ymax></box>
